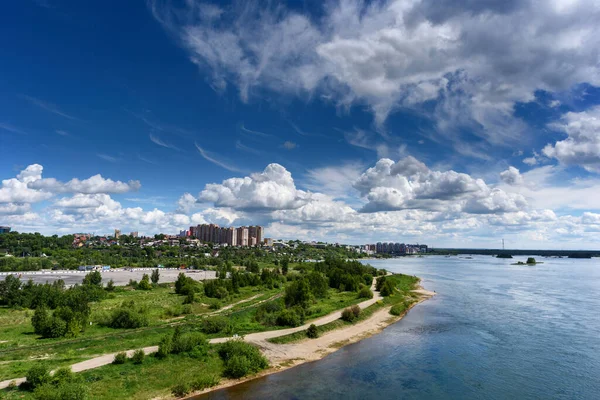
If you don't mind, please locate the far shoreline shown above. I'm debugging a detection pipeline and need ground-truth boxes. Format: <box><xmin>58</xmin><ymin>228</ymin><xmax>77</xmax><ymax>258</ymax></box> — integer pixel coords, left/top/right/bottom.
<box><xmin>183</xmin><ymin>284</ymin><xmax>436</xmax><ymax>400</ymax></box>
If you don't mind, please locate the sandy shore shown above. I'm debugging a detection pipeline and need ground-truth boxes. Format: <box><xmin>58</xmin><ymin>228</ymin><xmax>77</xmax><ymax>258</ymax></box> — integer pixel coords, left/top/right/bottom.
<box><xmin>184</xmin><ymin>286</ymin><xmax>436</xmax><ymax>399</ymax></box>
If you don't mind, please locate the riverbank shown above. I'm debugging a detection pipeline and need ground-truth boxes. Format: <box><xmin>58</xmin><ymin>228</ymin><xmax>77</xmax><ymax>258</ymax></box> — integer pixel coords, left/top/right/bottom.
<box><xmin>184</xmin><ymin>286</ymin><xmax>435</xmax><ymax>399</ymax></box>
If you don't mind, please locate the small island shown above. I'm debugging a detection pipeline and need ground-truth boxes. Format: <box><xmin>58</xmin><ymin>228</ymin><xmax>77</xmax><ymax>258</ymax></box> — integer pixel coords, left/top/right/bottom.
<box><xmin>513</xmin><ymin>257</ymin><xmax>543</xmax><ymax>265</ymax></box>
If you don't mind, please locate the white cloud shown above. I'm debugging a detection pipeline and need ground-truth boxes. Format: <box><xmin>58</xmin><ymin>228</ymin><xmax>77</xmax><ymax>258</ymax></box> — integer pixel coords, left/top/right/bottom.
<box><xmin>150</xmin><ymin>0</ymin><xmax>600</xmax><ymax>139</ymax></box>
<box><xmin>28</xmin><ymin>174</ymin><xmax>141</xmax><ymax>194</ymax></box>
<box><xmin>176</xmin><ymin>193</ymin><xmax>198</xmax><ymax>213</ymax></box>
<box><xmin>500</xmin><ymin>166</ymin><xmax>524</xmax><ymax>186</ymax></box>
<box><xmin>542</xmin><ymin>106</ymin><xmax>600</xmax><ymax>172</ymax></box>
<box><xmin>199</xmin><ymin>163</ymin><xmax>311</xmax><ymax>210</ymax></box>
<box><xmin>150</xmin><ymin>133</ymin><xmax>179</xmax><ymax>151</ymax></box>
<box><xmin>354</xmin><ymin>156</ymin><xmax>527</xmax><ymax>214</ymax></box>
<box><xmin>0</xmin><ymin>165</ymin><xmax>52</xmax><ymax>204</ymax></box>
<box><xmin>195</xmin><ymin>143</ymin><xmax>245</xmax><ymax>172</ymax></box>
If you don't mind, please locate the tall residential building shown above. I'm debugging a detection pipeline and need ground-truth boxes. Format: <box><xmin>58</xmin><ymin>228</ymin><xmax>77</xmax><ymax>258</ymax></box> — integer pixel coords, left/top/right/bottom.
<box><xmin>130</xmin><ymin>231</ymin><xmax>138</xmax><ymax>238</ymax></box>
<box><xmin>0</xmin><ymin>226</ymin><xmax>11</xmax><ymax>234</ymax></box>
<box><xmin>114</xmin><ymin>229</ymin><xmax>121</xmax><ymax>239</ymax></box>
<box><xmin>236</xmin><ymin>226</ymin><xmax>249</xmax><ymax>246</ymax></box>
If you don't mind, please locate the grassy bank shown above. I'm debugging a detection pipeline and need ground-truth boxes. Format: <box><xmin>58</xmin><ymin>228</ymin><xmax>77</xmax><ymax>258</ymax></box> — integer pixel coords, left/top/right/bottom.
<box><xmin>268</xmin><ymin>274</ymin><xmax>420</xmax><ymax>345</ymax></box>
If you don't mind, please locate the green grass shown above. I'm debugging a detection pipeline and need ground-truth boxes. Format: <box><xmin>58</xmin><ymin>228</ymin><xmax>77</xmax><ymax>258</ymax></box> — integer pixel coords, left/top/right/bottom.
<box><xmin>1</xmin><ymin>350</ymin><xmax>225</xmax><ymax>400</ymax></box>
<box><xmin>0</xmin><ymin>284</ymin><xmax>278</xmax><ymax>381</ymax></box>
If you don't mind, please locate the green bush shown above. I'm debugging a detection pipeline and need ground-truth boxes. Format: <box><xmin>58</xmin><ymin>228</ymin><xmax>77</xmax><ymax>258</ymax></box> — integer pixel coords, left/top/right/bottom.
<box><xmin>105</xmin><ymin>279</ymin><xmax>115</xmax><ymax>291</ymax></box>
<box><xmin>26</xmin><ymin>364</ymin><xmax>51</xmax><ymax>390</ymax></box>
<box><xmin>132</xmin><ymin>349</ymin><xmax>145</xmax><ymax>364</ymax></box>
<box><xmin>51</xmin><ymin>367</ymin><xmax>74</xmax><ymax>385</ymax></box>
<box><xmin>358</xmin><ymin>286</ymin><xmax>374</xmax><ymax>299</ymax></box>
<box><xmin>218</xmin><ymin>339</ymin><xmax>269</xmax><ymax>379</ymax></box>
<box><xmin>137</xmin><ymin>274</ymin><xmax>152</xmax><ymax>290</ymax></box>
<box><xmin>171</xmin><ymin>382</ymin><xmax>190</xmax><ymax>397</ymax></box>
<box><xmin>341</xmin><ymin>305</ymin><xmax>361</xmax><ymax>322</ymax></box>
<box><xmin>112</xmin><ymin>352</ymin><xmax>127</xmax><ymax>364</ymax></box>
<box><xmin>172</xmin><ymin>332</ymin><xmax>207</xmax><ymax>355</ymax></box>
<box><xmin>183</xmin><ymin>291</ymin><xmax>195</xmax><ymax>304</ymax></box>
<box><xmin>224</xmin><ymin>354</ymin><xmax>252</xmax><ymax>378</ymax></box>
<box><xmin>380</xmin><ymin>280</ymin><xmax>396</xmax><ymax>297</ymax></box>
<box><xmin>306</xmin><ymin>324</ymin><xmax>318</xmax><ymax>339</ymax></box>
<box><xmin>107</xmin><ymin>301</ymin><xmax>149</xmax><ymax>329</ymax></box>
<box><xmin>275</xmin><ymin>308</ymin><xmax>304</xmax><ymax>327</ymax></box>
<box><xmin>201</xmin><ymin>316</ymin><xmax>230</xmax><ymax>334</ymax></box>
<box><xmin>156</xmin><ymin>335</ymin><xmax>172</xmax><ymax>359</ymax></box>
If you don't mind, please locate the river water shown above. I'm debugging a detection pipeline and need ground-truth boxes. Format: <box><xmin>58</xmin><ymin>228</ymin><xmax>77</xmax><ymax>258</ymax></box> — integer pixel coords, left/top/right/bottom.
<box><xmin>197</xmin><ymin>255</ymin><xmax>600</xmax><ymax>400</ymax></box>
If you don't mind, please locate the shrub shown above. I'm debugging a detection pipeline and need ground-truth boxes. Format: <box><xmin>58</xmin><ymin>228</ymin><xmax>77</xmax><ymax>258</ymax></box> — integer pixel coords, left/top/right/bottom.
<box><xmin>32</xmin><ymin>306</ymin><xmax>51</xmax><ymax>335</ymax></box>
<box><xmin>276</xmin><ymin>308</ymin><xmax>304</xmax><ymax>327</ymax></box>
<box><xmin>26</xmin><ymin>364</ymin><xmax>51</xmax><ymax>390</ymax></box>
<box><xmin>137</xmin><ymin>274</ymin><xmax>152</xmax><ymax>291</ymax></box>
<box><xmin>306</xmin><ymin>324</ymin><xmax>318</xmax><ymax>339</ymax></box>
<box><xmin>341</xmin><ymin>305</ymin><xmax>361</xmax><ymax>322</ymax></box>
<box><xmin>127</xmin><ymin>279</ymin><xmax>138</xmax><ymax>288</ymax></box>
<box><xmin>380</xmin><ymin>280</ymin><xmax>396</xmax><ymax>297</ymax></box>
<box><xmin>201</xmin><ymin>316</ymin><xmax>230</xmax><ymax>334</ymax></box>
<box><xmin>51</xmin><ymin>367</ymin><xmax>74</xmax><ymax>385</ymax></box>
<box><xmin>112</xmin><ymin>352</ymin><xmax>127</xmax><ymax>364</ymax></box>
<box><xmin>224</xmin><ymin>354</ymin><xmax>252</xmax><ymax>378</ymax></box>
<box><xmin>132</xmin><ymin>349</ymin><xmax>145</xmax><ymax>364</ymax></box>
<box><xmin>171</xmin><ymin>382</ymin><xmax>190</xmax><ymax>398</ymax></box>
<box><xmin>82</xmin><ymin>271</ymin><xmax>102</xmax><ymax>287</ymax></box>
<box><xmin>108</xmin><ymin>301</ymin><xmax>149</xmax><ymax>329</ymax></box>
<box><xmin>358</xmin><ymin>286</ymin><xmax>374</xmax><ymax>299</ymax></box>
<box><xmin>183</xmin><ymin>291</ymin><xmax>195</xmax><ymax>304</ymax></box>
<box><xmin>218</xmin><ymin>339</ymin><xmax>269</xmax><ymax>379</ymax></box>
<box><xmin>151</xmin><ymin>268</ymin><xmax>160</xmax><ymax>284</ymax></box>
<box><xmin>284</xmin><ymin>278</ymin><xmax>311</xmax><ymax>309</ymax></box>
<box><xmin>105</xmin><ymin>279</ymin><xmax>115</xmax><ymax>291</ymax></box>
<box><xmin>172</xmin><ymin>332</ymin><xmax>207</xmax><ymax>355</ymax></box>
<box><xmin>156</xmin><ymin>335</ymin><xmax>172</xmax><ymax>359</ymax></box>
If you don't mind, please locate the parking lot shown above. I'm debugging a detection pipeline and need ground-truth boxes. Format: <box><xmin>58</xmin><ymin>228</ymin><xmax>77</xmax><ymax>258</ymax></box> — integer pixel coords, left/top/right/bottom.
<box><xmin>0</xmin><ymin>268</ymin><xmax>217</xmax><ymax>287</ymax></box>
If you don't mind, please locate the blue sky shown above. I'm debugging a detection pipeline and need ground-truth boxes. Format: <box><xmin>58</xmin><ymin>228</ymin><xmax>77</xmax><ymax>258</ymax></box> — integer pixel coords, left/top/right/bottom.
<box><xmin>2</xmin><ymin>0</ymin><xmax>600</xmax><ymax>249</ymax></box>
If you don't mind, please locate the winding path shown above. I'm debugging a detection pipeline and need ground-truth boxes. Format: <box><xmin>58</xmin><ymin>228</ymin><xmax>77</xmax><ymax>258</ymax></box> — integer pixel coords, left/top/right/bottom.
<box><xmin>0</xmin><ymin>280</ymin><xmax>383</xmax><ymax>389</ymax></box>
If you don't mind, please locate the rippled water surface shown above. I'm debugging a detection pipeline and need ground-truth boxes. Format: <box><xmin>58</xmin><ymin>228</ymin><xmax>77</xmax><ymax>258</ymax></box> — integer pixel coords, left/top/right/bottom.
<box><xmin>197</xmin><ymin>256</ymin><xmax>600</xmax><ymax>400</ymax></box>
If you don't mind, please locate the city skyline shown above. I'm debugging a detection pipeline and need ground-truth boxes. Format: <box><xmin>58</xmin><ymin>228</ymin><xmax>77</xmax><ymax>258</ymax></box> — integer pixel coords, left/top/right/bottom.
<box><xmin>2</xmin><ymin>1</ymin><xmax>600</xmax><ymax>249</ymax></box>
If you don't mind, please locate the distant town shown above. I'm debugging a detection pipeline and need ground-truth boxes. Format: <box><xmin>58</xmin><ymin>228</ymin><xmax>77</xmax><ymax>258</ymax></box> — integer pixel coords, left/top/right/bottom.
<box><xmin>1</xmin><ymin>224</ymin><xmax>429</xmax><ymax>256</ymax></box>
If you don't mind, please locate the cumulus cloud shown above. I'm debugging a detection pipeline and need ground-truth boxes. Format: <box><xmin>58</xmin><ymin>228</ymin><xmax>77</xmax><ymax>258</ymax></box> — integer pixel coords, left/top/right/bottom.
<box><xmin>28</xmin><ymin>174</ymin><xmax>141</xmax><ymax>194</ymax></box>
<box><xmin>500</xmin><ymin>166</ymin><xmax>523</xmax><ymax>186</ymax></box>
<box><xmin>542</xmin><ymin>106</ymin><xmax>600</xmax><ymax>172</ymax></box>
<box><xmin>354</xmin><ymin>156</ymin><xmax>527</xmax><ymax>213</ymax></box>
<box><xmin>150</xmin><ymin>0</ymin><xmax>600</xmax><ymax>139</ymax></box>
<box><xmin>0</xmin><ymin>165</ymin><xmax>52</xmax><ymax>204</ymax></box>
<box><xmin>199</xmin><ymin>163</ymin><xmax>311</xmax><ymax>210</ymax></box>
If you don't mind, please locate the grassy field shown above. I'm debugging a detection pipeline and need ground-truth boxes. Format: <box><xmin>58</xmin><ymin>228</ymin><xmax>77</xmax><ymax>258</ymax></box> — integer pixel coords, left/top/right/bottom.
<box><xmin>0</xmin><ymin>284</ymin><xmax>275</xmax><ymax>380</ymax></box>
<box><xmin>1</xmin><ymin>347</ymin><xmax>226</xmax><ymax>400</ymax></box>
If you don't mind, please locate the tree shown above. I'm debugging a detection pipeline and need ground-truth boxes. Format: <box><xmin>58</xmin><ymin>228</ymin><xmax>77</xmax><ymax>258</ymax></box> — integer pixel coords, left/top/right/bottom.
<box><xmin>132</xmin><ymin>349</ymin><xmax>145</xmax><ymax>364</ymax></box>
<box><xmin>284</xmin><ymin>278</ymin><xmax>311</xmax><ymax>309</ymax></box>
<box><xmin>306</xmin><ymin>324</ymin><xmax>318</xmax><ymax>338</ymax></box>
<box><xmin>105</xmin><ymin>279</ymin><xmax>115</xmax><ymax>291</ymax></box>
<box><xmin>82</xmin><ymin>271</ymin><xmax>102</xmax><ymax>287</ymax></box>
<box><xmin>137</xmin><ymin>274</ymin><xmax>152</xmax><ymax>290</ymax></box>
<box><xmin>380</xmin><ymin>280</ymin><xmax>396</xmax><ymax>297</ymax></box>
<box><xmin>26</xmin><ymin>364</ymin><xmax>51</xmax><ymax>389</ymax></box>
<box><xmin>281</xmin><ymin>258</ymin><xmax>289</xmax><ymax>275</ymax></box>
<box><xmin>32</xmin><ymin>306</ymin><xmax>51</xmax><ymax>335</ymax></box>
<box><xmin>151</xmin><ymin>268</ymin><xmax>160</xmax><ymax>284</ymax></box>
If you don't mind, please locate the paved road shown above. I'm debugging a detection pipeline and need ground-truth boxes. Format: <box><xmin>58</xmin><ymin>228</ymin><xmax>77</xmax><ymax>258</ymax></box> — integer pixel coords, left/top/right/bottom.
<box><xmin>0</xmin><ymin>269</ymin><xmax>216</xmax><ymax>287</ymax></box>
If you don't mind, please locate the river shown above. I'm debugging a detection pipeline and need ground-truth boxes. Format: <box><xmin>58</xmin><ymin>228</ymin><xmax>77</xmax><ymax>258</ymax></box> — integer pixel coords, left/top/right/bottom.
<box><xmin>196</xmin><ymin>255</ymin><xmax>600</xmax><ymax>399</ymax></box>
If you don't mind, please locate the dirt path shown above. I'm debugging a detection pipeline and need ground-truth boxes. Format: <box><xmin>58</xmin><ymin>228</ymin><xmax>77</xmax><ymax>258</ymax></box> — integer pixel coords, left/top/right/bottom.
<box><xmin>0</xmin><ymin>279</ymin><xmax>420</xmax><ymax>391</ymax></box>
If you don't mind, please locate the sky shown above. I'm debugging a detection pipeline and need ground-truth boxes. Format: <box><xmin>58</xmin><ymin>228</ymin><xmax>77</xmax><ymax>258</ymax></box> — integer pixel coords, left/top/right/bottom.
<box><xmin>2</xmin><ymin>0</ymin><xmax>600</xmax><ymax>249</ymax></box>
